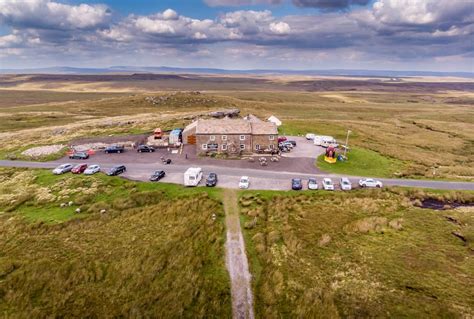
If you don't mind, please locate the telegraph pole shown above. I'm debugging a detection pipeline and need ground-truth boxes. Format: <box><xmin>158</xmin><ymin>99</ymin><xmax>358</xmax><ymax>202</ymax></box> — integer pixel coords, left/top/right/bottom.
<box><xmin>344</xmin><ymin>130</ymin><xmax>351</xmax><ymax>158</ymax></box>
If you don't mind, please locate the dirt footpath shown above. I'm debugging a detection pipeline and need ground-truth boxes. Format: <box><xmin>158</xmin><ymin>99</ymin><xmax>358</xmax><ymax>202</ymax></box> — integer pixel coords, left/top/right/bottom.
<box><xmin>223</xmin><ymin>189</ymin><xmax>254</xmax><ymax>319</ymax></box>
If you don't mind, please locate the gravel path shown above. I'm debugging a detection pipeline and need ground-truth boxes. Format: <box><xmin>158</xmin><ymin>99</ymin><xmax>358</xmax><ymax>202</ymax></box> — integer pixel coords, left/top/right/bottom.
<box><xmin>223</xmin><ymin>189</ymin><xmax>254</xmax><ymax>319</ymax></box>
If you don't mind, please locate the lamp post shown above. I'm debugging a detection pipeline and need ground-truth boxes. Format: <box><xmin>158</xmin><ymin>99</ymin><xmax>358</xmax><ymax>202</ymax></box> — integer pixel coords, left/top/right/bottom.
<box><xmin>344</xmin><ymin>130</ymin><xmax>352</xmax><ymax>158</ymax></box>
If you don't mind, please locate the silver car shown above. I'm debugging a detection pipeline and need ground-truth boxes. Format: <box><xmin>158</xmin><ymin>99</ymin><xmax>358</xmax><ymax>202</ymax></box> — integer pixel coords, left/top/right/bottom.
<box><xmin>84</xmin><ymin>164</ymin><xmax>101</xmax><ymax>175</ymax></box>
<box><xmin>340</xmin><ymin>177</ymin><xmax>352</xmax><ymax>191</ymax></box>
<box><xmin>52</xmin><ymin>163</ymin><xmax>73</xmax><ymax>175</ymax></box>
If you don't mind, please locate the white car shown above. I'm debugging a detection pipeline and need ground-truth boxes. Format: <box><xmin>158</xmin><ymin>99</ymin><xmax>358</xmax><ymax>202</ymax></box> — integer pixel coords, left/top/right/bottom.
<box><xmin>308</xmin><ymin>178</ymin><xmax>318</xmax><ymax>190</ymax></box>
<box><xmin>84</xmin><ymin>164</ymin><xmax>101</xmax><ymax>175</ymax></box>
<box><xmin>305</xmin><ymin>133</ymin><xmax>315</xmax><ymax>140</ymax></box>
<box><xmin>359</xmin><ymin>178</ymin><xmax>383</xmax><ymax>188</ymax></box>
<box><xmin>322</xmin><ymin>178</ymin><xmax>335</xmax><ymax>191</ymax></box>
<box><xmin>52</xmin><ymin>163</ymin><xmax>73</xmax><ymax>175</ymax></box>
<box><xmin>239</xmin><ymin>176</ymin><xmax>250</xmax><ymax>189</ymax></box>
<box><xmin>340</xmin><ymin>177</ymin><xmax>352</xmax><ymax>191</ymax></box>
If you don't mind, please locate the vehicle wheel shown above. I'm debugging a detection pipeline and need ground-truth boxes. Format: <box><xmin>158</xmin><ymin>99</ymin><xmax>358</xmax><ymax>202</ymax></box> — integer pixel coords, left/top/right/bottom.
<box><xmin>118</xmin><ymin>150</ymin><xmax>121</xmax><ymax>153</ymax></box>
<box><xmin>376</xmin><ymin>185</ymin><xmax>381</xmax><ymax>188</ymax></box>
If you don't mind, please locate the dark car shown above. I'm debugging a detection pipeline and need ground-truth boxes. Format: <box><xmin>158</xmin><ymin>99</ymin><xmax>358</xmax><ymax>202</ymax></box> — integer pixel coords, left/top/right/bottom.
<box><xmin>291</xmin><ymin>178</ymin><xmax>303</xmax><ymax>190</ymax></box>
<box><xmin>69</xmin><ymin>152</ymin><xmax>89</xmax><ymax>160</ymax></box>
<box><xmin>105</xmin><ymin>145</ymin><xmax>125</xmax><ymax>154</ymax></box>
<box><xmin>137</xmin><ymin>145</ymin><xmax>155</xmax><ymax>153</ymax></box>
<box><xmin>107</xmin><ymin>165</ymin><xmax>126</xmax><ymax>176</ymax></box>
<box><xmin>150</xmin><ymin>170</ymin><xmax>166</xmax><ymax>181</ymax></box>
<box><xmin>287</xmin><ymin>140</ymin><xmax>297</xmax><ymax>147</ymax></box>
<box><xmin>71</xmin><ymin>163</ymin><xmax>88</xmax><ymax>174</ymax></box>
<box><xmin>206</xmin><ymin>173</ymin><xmax>218</xmax><ymax>187</ymax></box>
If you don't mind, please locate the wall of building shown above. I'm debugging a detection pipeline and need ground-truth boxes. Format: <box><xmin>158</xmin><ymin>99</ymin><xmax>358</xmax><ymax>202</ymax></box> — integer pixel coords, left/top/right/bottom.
<box><xmin>196</xmin><ymin>134</ymin><xmax>252</xmax><ymax>155</ymax></box>
<box><xmin>251</xmin><ymin>135</ymin><xmax>278</xmax><ymax>152</ymax></box>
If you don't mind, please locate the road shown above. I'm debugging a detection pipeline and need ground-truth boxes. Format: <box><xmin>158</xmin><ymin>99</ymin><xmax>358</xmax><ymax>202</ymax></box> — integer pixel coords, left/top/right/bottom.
<box><xmin>1</xmin><ymin>159</ymin><xmax>473</xmax><ymax>191</ymax></box>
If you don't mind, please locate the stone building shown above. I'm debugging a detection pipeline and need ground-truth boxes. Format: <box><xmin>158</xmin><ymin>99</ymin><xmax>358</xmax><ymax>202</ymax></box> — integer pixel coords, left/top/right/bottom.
<box><xmin>183</xmin><ymin>116</ymin><xmax>278</xmax><ymax>155</ymax></box>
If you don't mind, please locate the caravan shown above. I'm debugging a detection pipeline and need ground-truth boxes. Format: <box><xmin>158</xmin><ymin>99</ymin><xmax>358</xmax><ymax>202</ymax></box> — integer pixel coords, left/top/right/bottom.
<box><xmin>184</xmin><ymin>167</ymin><xmax>203</xmax><ymax>186</ymax></box>
<box><xmin>314</xmin><ymin>135</ymin><xmax>338</xmax><ymax>148</ymax></box>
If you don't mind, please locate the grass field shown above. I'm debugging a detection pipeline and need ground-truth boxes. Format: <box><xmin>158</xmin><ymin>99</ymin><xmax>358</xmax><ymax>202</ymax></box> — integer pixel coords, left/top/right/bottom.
<box><xmin>317</xmin><ymin>147</ymin><xmax>405</xmax><ymax>178</ymax></box>
<box><xmin>239</xmin><ymin>189</ymin><xmax>474</xmax><ymax>318</ymax></box>
<box><xmin>0</xmin><ymin>168</ymin><xmax>231</xmax><ymax>317</ymax></box>
<box><xmin>2</xmin><ymin>82</ymin><xmax>472</xmax><ymax>180</ymax></box>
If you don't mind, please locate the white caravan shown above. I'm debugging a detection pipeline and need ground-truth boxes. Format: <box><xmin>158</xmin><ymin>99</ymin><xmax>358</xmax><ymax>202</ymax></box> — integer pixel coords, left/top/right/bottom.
<box><xmin>314</xmin><ymin>135</ymin><xmax>338</xmax><ymax>148</ymax></box>
<box><xmin>184</xmin><ymin>167</ymin><xmax>203</xmax><ymax>187</ymax></box>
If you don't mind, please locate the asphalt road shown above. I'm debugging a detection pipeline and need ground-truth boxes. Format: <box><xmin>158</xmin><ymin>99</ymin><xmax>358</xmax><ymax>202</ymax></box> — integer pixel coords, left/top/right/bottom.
<box><xmin>1</xmin><ymin>159</ymin><xmax>473</xmax><ymax>191</ymax></box>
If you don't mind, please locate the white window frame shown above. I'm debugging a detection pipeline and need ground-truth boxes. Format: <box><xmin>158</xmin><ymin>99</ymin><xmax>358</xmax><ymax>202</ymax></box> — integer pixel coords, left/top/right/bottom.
<box><xmin>240</xmin><ymin>144</ymin><xmax>245</xmax><ymax>150</ymax></box>
<box><xmin>202</xmin><ymin>144</ymin><xmax>207</xmax><ymax>150</ymax></box>
<box><xmin>210</xmin><ymin>135</ymin><xmax>215</xmax><ymax>141</ymax></box>
<box><xmin>222</xmin><ymin>135</ymin><xmax>227</xmax><ymax>141</ymax></box>
<box><xmin>270</xmin><ymin>144</ymin><xmax>274</xmax><ymax>150</ymax></box>
<box><xmin>255</xmin><ymin>144</ymin><xmax>260</xmax><ymax>150</ymax></box>
<box><xmin>269</xmin><ymin>135</ymin><xmax>275</xmax><ymax>140</ymax></box>
<box><xmin>222</xmin><ymin>144</ymin><xmax>227</xmax><ymax>151</ymax></box>
<box><xmin>240</xmin><ymin>135</ymin><xmax>246</xmax><ymax>141</ymax></box>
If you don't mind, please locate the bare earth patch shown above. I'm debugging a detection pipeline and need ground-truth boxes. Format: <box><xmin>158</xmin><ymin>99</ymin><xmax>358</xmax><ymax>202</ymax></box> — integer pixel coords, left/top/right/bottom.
<box><xmin>21</xmin><ymin>145</ymin><xmax>65</xmax><ymax>157</ymax></box>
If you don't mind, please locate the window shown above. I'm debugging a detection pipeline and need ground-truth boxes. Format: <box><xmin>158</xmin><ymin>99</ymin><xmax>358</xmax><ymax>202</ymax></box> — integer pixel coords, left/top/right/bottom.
<box><xmin>269</xmin><ymin>135</ymin><xmax>275</xmax><ymax>140</ymax></box>
<box><xmin>208</xmin><ymin>143</ymin><xmax>218</xmax><ymax>150</ymax></box>
<box><xmin>240</xmin><ymin>144</ymin><xmax>245</xmax><ymax>150</ymax></box>
<box><xmin>222</xmin><ymin>144</ymin><xmax>227</xmax><ymax>150</ymax></box>
<box><xmin>222</xmin><ymin>135</ymin><xmax>227</xmax><ymax>141</ymax></box>
<box><xmin>255</xmin><ymin>144</ymin><xmax>260</xmax><ymax>150</ymax></box>
<box><xmin>210</xmin><ymin>135</ymin><xmax>215</xmax><ymax>141</ymax></box>
<box><xmin>270</xmin><ymin>144</ymin><xmax>274</xmax><ymax>150</ymax></box>
<box><xmin>202</xmin><ymin>144</ymin><xmax>207</xmax><ymax>150</ymax></box>
<box><xmin>240</xmin><ymin>135</ymin><xmax>245</xmax><ymax>141</ymax></box>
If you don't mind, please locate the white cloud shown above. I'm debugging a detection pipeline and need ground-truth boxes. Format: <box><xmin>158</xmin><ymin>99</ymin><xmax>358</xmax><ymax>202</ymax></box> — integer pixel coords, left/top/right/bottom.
<box><xmin>269</xmin><ymin>21</ymin><xmax>290</xmax><ymax>34</ymax></box>
<box><xmin>162</xmin><ymin>8</ymin><xmax>178</xmax><ymax>20</ymax></box>
<box><xmin>0</xmin><ymin>0</ymin><xmax>111</xmax><ymax>29</ymax></box>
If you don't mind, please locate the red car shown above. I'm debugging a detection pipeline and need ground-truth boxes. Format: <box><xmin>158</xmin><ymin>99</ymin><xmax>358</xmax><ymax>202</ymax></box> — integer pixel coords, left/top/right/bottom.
<box><xmin>278</xmin><ymin>136</ymin><xmax>287</xmax><ymax>143</ymax></box>
<box><xmin>71</xmin><ymin>163</ymin><xmax>88</xmax><ymax>174</ymax></box>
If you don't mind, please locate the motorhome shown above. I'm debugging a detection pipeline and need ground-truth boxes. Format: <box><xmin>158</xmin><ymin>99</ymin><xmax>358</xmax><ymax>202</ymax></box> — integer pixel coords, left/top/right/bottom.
<box><xmin>184</xmin><ymin>167</ymin><xmax>203</xmax><ymax>186</ymax></box>
<box><xmin>313</xmin><ymin>136</ymin><xmax>337</xmax><ymax>148</ymax></box>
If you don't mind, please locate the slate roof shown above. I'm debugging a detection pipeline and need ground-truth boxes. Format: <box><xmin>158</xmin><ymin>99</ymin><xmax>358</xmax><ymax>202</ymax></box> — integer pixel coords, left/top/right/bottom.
<box><xmin>195</xmin><ymin>118</ymin><xmax>277</xmax><ymax>135</ymax></box>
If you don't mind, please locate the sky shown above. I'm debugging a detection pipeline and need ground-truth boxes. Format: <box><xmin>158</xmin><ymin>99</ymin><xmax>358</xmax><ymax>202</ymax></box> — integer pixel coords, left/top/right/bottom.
<box><xmin>0</xmin><ymin>0</ymin><xmax>473</xmax><ymax>71</ymax></box>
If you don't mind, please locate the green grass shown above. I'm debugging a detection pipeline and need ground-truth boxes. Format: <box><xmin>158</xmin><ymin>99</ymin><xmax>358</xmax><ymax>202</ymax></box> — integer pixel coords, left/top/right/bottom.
<box><xmin>0</xmin><ymin>168</ymin><xmax>232</xmax><ymax>317</ymax></box>
<box><xmin>238</xmin><ymin>189</ymin><xmax>474</xmax><ymax>318</ymax></box>
<box><xmin>317</xmin><ymin>147</ymin><xmax>405</xmax><ymax>178</ymax></box>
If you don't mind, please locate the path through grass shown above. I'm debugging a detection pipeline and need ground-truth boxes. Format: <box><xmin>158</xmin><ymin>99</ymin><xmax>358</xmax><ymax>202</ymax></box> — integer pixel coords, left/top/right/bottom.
<box><xmin>223</xmin><ymin>189</ymin><xmax>255</xmax><ymax>319</ymax></box>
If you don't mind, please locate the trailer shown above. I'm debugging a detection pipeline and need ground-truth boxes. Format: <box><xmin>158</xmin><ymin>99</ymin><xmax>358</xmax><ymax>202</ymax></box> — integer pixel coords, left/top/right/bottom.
<box><xmin>184</xmin><ymin>167</ymin><xmax>203</xmax><ymax>187</ymax></box>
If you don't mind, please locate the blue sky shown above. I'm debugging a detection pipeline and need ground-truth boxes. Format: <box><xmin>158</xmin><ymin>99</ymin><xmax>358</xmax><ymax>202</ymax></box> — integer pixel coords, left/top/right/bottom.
<box><xmin>0</xmin><ymin>0</ymin><xmax>472</xmax><ymax>71</ymax></box>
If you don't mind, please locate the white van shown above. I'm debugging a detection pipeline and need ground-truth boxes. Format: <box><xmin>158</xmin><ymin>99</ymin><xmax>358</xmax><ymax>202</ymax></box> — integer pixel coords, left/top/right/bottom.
<box><xmin>184</xmin><ymin>167</ymin><xmax>203</xmax><ymax>187</ymax></box>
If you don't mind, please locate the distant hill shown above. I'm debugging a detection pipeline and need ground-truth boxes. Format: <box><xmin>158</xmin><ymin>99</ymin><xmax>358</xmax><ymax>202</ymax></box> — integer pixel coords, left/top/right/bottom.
<box><xmin>1</xmin><ymin>66</ymin><xmax>473</xmax><ymax>78</ymax></box>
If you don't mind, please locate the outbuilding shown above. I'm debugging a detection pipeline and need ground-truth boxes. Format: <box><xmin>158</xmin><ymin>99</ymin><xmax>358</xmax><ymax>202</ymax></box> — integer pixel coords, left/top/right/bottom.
<box><xmin>267</xmin><ymin>115</ymin><xmax>282</xmax><ymax>127</ymax></box>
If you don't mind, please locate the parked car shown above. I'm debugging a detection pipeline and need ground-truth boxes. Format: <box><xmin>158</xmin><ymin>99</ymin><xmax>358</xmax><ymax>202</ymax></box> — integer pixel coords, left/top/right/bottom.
<box><xmin>206</xmin><ymin>173</ymin><xmax>218</xmax><ymax>187</ymax></box>
<box><xmin>279</xmin><ymin>145</ymin><xmax>291</xmax><ymax>152</ymax></box>
<box><xmin>69</xmin><ymin>152</ymin><xmax>89</xmax><ymax>160</ymax></box>
<box><xmin>308</xmin><ymin>178</ymin><xmax>318</xmax><ymax>190</ymax></box>
<box><xmin>150</xmin><ymin>170</ymin><xmax>166</xmax><ymax>181</ymax></box>
<box><xmin>322</xmin><ymin>178</ymin><xmax>335</xmax><ymax>191</ymax></box>
<box><xmin>359</xmin><ymin>178</ymin><xmax>383</xmax><ymax>188</ymax></box>
<box><xmin>305</xmin><ymin>133</ymin><xmax>315</xmax><ymax>140</ymax></box>
<box><xmin>137</xmin><ymin>145</ymin><xmax>155</xmax><ymax>153</ymax></box>
<box><xmin>280</xmin><ymin>141</ymin><xmax>294</xmax><ymax>149</ymax></box>
<box><xmin>71</xmin><ymin>163</ymin><xmax>88</xmax><ymax>174</ymax></box>
<box><xmin>340</xmin><ymin>177</ymin><xmax>352</xmax><ymax>191</ymax></box>
<box><xmin>291</xmin><ymin>178</ymin><xmax>303</xmax><ymax>190</ymax></box>
<box><xmin>287</xmin><ymin>140</ymin><xmax>297</xmax><ymax>147</ymax></box>
<box><xmin>52</xmin><ymin>163</ymin><xmax>73</xmax><ymax>175</ymax></box>
<box><xmin>239</xmin><ymin>176</ymin><xmax>250</xmax><ymax>189</ymax></box>
<box><xmin>278</xmin><ymin>136</ymin><xmax>287</xmax><ymax>143</ymax></box>
<box><xmin>84</xmin><ymin>164</ymin><xmax>100</xmax><ymax>175</ymax></box>
<box><xmin>107</xmin><ymin>165</ymin><xmax>126</xmax><ymax>176</ymax></box>
<box><xmin>105</xmin><ymin>145</ymin><xmax>125</xmax><ymax>154</ymax></box>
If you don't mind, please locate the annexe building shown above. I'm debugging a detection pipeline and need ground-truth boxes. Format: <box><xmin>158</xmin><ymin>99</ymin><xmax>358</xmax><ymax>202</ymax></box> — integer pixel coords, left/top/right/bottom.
<box><xmin>183</xmin><ymin>117</ymin><xmax>278</xmax><ymax>155</ymax></box>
